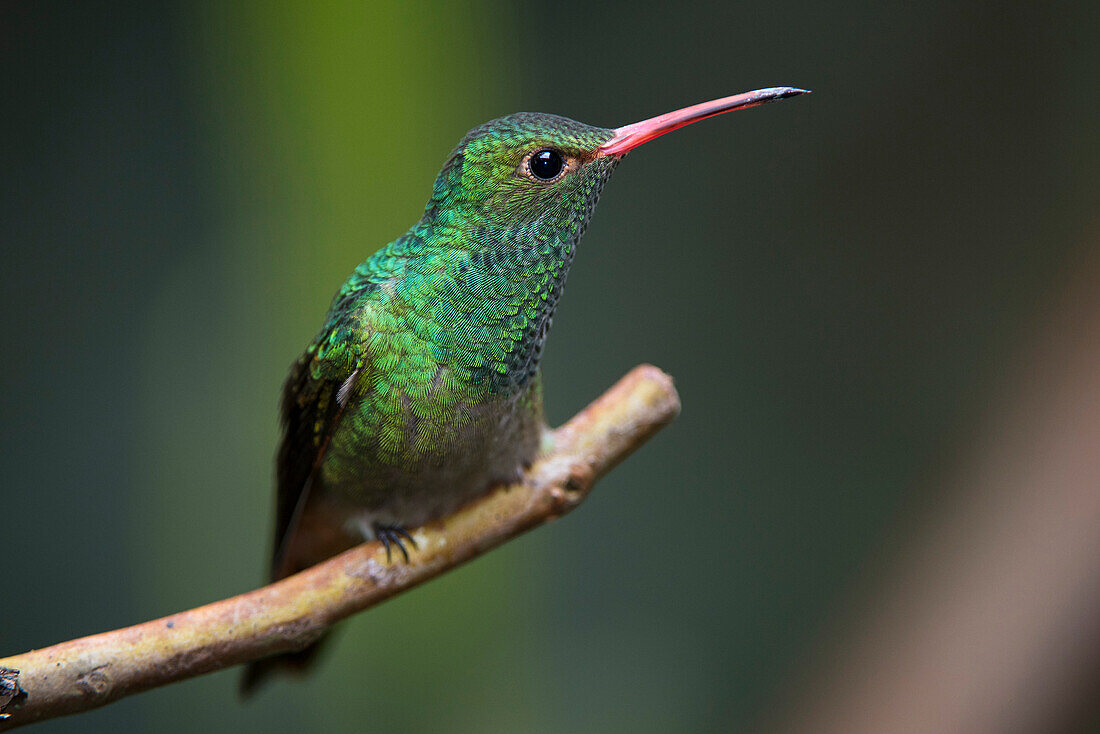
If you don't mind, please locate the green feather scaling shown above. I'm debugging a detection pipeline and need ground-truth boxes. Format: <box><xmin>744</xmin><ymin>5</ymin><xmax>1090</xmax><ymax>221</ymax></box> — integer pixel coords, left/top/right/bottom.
<box><xmin>241</xmin><ymin>114</ymin><xmax>619</xmax><ymax>692</ymax></box>
<box><xmin>242</xmin><ymin>86</ymin><xmax>809</xmax><ymax>695</ymax></box>
<box><xmin>271</xmin><ymin>113</ymin><xmax>617</xmax><ymax>579</ymax></box>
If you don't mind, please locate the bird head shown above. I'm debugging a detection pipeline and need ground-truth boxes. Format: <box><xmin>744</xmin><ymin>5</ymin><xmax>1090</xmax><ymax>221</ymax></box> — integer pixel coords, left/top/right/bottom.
<box><xmin>424</xmin><ymin>87</ymin><xmax>808</xmax><ymax>242</ymax></box>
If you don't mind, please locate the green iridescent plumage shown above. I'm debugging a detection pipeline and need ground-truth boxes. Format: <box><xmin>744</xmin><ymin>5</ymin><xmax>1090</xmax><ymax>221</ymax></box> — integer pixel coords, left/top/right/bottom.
<box><xmin>244</xmin><ymin>88</ymin><xmax>807</xmax><ymax>693</ymax></box>
<box><xmin>269</xmin><ymin>116</ymin><xmax>616</xmax><ymax>576</ymax></box>
<box><xmin>243</xmin><ymin>114</ymin><xmax>616</xmax><ymax>692</ymax></box>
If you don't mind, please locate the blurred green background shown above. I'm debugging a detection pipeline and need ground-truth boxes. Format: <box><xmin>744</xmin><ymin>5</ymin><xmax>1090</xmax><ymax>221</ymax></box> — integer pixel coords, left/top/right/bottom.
<box><xmin>4</xmin><ymin>1</ymin><xmax>1099</xmax><ymax>732</ymax></box>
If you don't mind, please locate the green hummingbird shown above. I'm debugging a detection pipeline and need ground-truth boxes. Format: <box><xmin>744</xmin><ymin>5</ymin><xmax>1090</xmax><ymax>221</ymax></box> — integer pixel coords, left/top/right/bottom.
<box><xmin>242</xmin><ymin>87</ymin><xmax>807</xmax><ymax>693</ymax></box>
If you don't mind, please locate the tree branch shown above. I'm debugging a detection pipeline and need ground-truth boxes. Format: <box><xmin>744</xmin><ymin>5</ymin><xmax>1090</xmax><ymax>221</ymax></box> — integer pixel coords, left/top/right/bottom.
<box><xmin>0</xmin><ymin>365</ymin><xmax>680</xmax><ymax>729</ymax></box>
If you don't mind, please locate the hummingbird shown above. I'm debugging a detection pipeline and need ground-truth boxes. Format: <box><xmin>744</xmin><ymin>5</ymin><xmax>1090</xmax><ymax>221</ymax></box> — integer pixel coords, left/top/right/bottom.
<box><xmin>242</xmin><ymin>87</ymin><xmax>807</xmax><ymax>693</ymax></box>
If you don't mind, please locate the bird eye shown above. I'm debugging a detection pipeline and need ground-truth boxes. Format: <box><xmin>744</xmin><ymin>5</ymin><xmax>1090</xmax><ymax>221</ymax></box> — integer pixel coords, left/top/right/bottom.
<box><xmin>528</xmin><ymin>149</ymin><xmax>565</xmax><ymax>181</ymax></box>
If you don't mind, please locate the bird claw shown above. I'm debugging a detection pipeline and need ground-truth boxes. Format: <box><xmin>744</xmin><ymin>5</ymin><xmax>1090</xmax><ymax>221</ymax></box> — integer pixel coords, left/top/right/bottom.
<box><xmin>373</xmin><ymin>523</ymin><xmax>418</xmax><ymax>563</ymax></box>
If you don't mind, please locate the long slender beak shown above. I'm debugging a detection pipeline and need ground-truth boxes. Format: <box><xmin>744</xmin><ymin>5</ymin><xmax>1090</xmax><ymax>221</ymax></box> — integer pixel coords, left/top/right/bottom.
<box><xmin>597</xmin><ymin>87</ymin><xmax>809</xmax><ymax>157</ymax></box>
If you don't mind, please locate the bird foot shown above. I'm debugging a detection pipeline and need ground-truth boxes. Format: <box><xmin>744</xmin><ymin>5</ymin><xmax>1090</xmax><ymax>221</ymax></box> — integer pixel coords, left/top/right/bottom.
<box><xmin>372</xmin><ymin>523</ymin><xmax>418</xmax><ymax>563</ymax></box>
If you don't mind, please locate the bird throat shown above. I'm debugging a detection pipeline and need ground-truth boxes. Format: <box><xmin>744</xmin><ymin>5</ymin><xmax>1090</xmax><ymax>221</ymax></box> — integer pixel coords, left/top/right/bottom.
<box><xmin>440</xmin><ymin>219</ymin><xmax>579</xmax><ymax>395</ymax></box>
<box><xmin>414</xmin><ymin>155</ymin><xmax>619</xmax><ymax>397</ymax></box>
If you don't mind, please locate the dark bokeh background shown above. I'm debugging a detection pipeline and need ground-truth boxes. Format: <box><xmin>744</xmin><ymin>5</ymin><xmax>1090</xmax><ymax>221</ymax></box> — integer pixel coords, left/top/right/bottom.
<box><xmin>3</xmin><ymin>2</ymin><xmax>1098</xmax><ymax>732</ymax></box>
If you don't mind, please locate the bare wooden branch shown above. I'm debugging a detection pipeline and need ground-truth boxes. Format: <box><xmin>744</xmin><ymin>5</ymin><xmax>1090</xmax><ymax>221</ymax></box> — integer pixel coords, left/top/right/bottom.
<box><xmin>0</xmin><ymin>365</ymin><xmax>680</xmax><ymax>729</ymax></box>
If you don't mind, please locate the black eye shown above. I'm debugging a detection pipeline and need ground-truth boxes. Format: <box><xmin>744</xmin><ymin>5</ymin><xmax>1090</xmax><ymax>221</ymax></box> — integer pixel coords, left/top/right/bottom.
<box><xmin>529</xmin><ymin>149</ymin><xmax>564</xmax><ymax>180</ymax></box>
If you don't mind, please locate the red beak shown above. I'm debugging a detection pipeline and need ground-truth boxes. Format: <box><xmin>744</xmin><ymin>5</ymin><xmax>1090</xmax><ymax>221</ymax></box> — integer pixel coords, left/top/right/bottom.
<box><xmin>598</xmin><ymin>87</ymin><xmax>809</xmax><ymax>157</ymax></box>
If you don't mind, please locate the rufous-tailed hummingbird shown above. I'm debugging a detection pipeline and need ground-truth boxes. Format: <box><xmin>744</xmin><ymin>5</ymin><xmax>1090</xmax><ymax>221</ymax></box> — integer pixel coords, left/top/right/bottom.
<box><xmin>243</xmin><ymin>87</ymin><xmax>807</xmax><ymax>693</ymax></box>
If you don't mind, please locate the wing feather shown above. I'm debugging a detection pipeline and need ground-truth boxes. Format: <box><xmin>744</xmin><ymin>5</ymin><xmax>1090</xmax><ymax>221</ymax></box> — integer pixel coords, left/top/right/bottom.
<box><xmin>269</xmin><ymin>340</ymin><xmax>364</xmax><ymax>580</ymax></box>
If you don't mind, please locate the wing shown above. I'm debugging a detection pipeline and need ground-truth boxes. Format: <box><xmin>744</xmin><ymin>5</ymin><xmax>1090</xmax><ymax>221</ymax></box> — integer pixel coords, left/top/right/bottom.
<box><xmin>268</xmin><ymin>244</ymin><xmax>419</xmax><ymax>580</ymax></box>
<box><xmin>269</xmin><ymin>327</ymin><xmax>367</xmax><ymax>580</ymax></box>
<box><xmin>267</xmin><ymin>240</ymin><xmax>420</xmax><ymax>581</ymax></box>
<box><xmin>243</xmin><ymin>326</ymin><xmax>366</xmax><ymax>697</ymax></box>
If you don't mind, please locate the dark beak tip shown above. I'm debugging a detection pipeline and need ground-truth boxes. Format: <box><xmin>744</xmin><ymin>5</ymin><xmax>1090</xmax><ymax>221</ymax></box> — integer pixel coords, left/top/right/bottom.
<box><xmin>597</xmin><ymin>86</ymin><xmax>811</xmax><ymax>156</ymax></box>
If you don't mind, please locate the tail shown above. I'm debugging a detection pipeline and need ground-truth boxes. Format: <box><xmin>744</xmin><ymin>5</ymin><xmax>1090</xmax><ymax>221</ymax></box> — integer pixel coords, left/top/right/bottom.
<box><xmin>243</xmin><ymin>464</ymin><xmax>356</xmax><ymax>697</ymax></box>
<box><xmin>238</xmin><ymin>531</ymin><xmax>339</xmax><ymax>698</ymax></box>
<box><xmin>239</xmin><ymin>502</ymin><xmax>337</xmax><ymax>699</ymax></box>
<box><xmin>239</xmin><ymin>632</ymin><xmax>334</xmax><ymax>698</ymax></box>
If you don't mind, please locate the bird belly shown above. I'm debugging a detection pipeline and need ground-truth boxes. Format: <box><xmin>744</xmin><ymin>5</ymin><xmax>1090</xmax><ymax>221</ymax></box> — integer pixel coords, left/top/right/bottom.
<box><xmin>319</xmin><ymin>377</ymin><xmax>545</xmax><ymax>535</ymax></box>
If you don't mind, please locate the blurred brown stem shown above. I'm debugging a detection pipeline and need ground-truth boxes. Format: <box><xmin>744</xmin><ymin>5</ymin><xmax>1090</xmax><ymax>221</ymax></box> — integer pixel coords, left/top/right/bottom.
<box><xmin>766</xmin><ymin>246</ymin><xmax>1100</xmax><ymax>734</ymax></box>
<box><xmin>0</xmin><ymin>364</ymin><xmax>680</xmax><ymax>730</ymax></box>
